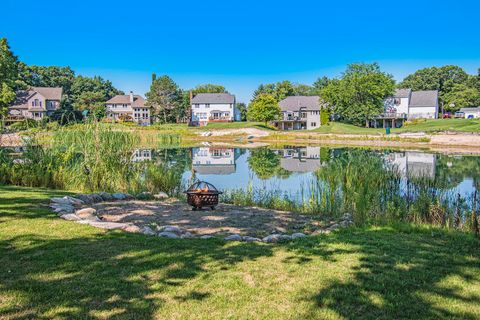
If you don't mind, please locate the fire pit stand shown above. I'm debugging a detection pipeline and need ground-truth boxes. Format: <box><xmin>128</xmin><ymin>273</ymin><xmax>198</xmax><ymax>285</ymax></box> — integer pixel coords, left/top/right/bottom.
<box><xmin>185</xmin><ymin>181</ymin><xmax>223</xmax><ymax>210</ymax></box>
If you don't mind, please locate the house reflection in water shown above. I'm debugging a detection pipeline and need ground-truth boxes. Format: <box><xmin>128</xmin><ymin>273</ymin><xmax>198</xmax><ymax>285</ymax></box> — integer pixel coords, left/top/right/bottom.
<box><xmin>132</xmin><ymin>149</ymin><xmax>153</xmax><ymax>162</ymax></box>
<box><xmin>192</xmin><ymin>148</ymin><xmax>239</xmax><ymax>175</ymax></box>
<box><xmin>274</xmin><ymin>146</ymin><xmax>322</xmax><ymax>172</ymax></box>
<box><xmin>385</xmin><ymin>152</ymin><xmax>436</xmax><ymax>178</ymax></box>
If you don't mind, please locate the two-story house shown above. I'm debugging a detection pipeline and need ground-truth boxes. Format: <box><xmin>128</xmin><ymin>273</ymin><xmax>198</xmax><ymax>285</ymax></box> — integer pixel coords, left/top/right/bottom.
<box><xmin>8</xmin><ymin>87</ymin><xmax>63</xmax><ymax>120</ymax></box>
<box><xmin>274</xmin><ymin>96</ymin><xmax>322</xmax><ymax>130</ymax></box>
<box><xmin>375</xmin><ymin>89</ymin><xmax>439</xmax><ymax>128</ymax></box>
<box><xmin>192</xmin><ymin>147</ymin><xmax>240</xmax><ymax>175</ymax></box>
<box><xmin>105</xmin><ymin>91</ymin><xmax>151</xmax><ymax>126</ymax></box>
<box><xmin>190</xmin><ymin>93</ymin><xmax>240</xmax><ymax>126</ymax></box>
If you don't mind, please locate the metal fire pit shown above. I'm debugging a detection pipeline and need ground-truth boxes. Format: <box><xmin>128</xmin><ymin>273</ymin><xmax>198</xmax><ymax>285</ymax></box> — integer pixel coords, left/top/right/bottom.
<box><xmin>185</xmin><ymin>181</ymin><xmax>222</xmax><ymax>210</ymax></box>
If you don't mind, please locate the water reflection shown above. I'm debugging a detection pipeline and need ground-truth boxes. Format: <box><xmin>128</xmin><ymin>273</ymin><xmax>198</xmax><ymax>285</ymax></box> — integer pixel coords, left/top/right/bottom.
<box><xmin>385</xmin><ymin>152</ymin><xmax>436</xmax><ymax>178</ymax></box>
<box><xmin>191</xmin><ymin>147</ymin><xmax>240</xmax><ymax>175</ymax></box>
<box><xmin>274</xmin><ymin>146</ymin><xmax>322</xmax><ymax>172</ymax></box>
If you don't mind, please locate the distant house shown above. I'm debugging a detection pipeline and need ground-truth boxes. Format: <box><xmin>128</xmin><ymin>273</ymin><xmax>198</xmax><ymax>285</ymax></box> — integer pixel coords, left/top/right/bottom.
<box><xmin>8</xmin><ymin>87</ymin><xmax>63</xmax><ymax>120</ymax></box>
<box><xmin>274</xmin><ymin>146</ymin><xmax>322</xmax><ymax>172</ymax></box>
<box><xmin>459</xmin><ymin>107</ymin><xmax>480</xmax><ymax>119</ymax></box>
<box><xmin>190</xmin><ymin>93</ymin><xmax>239</xmax><ymax>126</ymax></box>
<box><xmin>375</xmin><ymin>89</ymin><xmax>439</xmax><ymax>128</ymax></box>
<box><xmin>105</xmin><ymin>91</ymin><xmax>151</xmax><ymax>126</ymax></box>
<box><xmin>273</xmin><ymin>96</ymin><xmax>322</xmax><ymax>130</ymax></box>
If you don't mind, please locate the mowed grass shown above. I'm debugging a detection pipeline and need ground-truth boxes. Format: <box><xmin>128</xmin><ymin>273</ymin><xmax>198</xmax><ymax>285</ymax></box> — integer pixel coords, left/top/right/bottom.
<box><xmin>1</xmin><ymin>186</ymin><xmax>479</xmax><ymax>319</ymax></box>
<box><xmin>313</xmin><ymin>119</ymin><xmax>480</xmax><ymax>135</ymax></box>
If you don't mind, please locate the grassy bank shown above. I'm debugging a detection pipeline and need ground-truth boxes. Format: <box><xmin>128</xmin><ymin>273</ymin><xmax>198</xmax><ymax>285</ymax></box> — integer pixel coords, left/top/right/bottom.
<box><xmin>1</xmin><ymin>186</ymin><xmax>479</xmax><ymax>319</ymax></box>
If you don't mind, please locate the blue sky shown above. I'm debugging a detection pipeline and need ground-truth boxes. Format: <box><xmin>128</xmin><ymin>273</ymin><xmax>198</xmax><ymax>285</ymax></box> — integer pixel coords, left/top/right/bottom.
<box><xmin>2</xmin><ymin>0</ymin><xmax>479</xmax><ymax>102</ymax></box>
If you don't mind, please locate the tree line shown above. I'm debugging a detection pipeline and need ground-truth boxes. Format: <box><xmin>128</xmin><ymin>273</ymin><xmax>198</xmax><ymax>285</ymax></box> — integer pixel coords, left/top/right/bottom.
<box><xmin>2</xmin><ymin>37</ymin><xmax>479</xmax><ymax>127</ymax></box>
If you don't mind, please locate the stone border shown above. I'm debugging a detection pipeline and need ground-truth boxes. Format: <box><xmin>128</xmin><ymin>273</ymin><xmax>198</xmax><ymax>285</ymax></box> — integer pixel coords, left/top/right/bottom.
<box><xmin>49</xmin><ymin>192</ymin><xmax>354</xmax><ymax>243</ymax></box>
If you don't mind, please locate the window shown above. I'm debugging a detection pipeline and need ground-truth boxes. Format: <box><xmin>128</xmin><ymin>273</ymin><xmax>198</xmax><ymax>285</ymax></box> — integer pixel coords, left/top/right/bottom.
<box><xmin>205</xmin><ymin>104</ymin><xmax>210</xmax><ymax>108</ymax></box>
<box><xmin>194</xmin><ymin>104</ymin><xmax>199</xmax><ymax>108</ymax></box>
<box><xmin>394</xmin><ymin>98</ymin><xmax>401</xmax><ymax>106</ymax></box>
<box><xmin>311</xmin><ymin>122</ymin><xmax>317</xmax><ymax>127</ymax></box>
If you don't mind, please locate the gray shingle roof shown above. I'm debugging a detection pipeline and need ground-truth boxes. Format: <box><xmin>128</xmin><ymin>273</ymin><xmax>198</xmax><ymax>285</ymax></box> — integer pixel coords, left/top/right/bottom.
<box><xmin>459</xmin><ymin>107</ymin><xmax>480</xmax><ymax>112</ymax></box>
<box><xmin>409</xmin><ymin>90</ymin><xmax>438</xmax><ymax>107</ymax></box>
<box><xmin>278</xmin><ymin>96</ymin><xmax>321</xmax><ymax>112</ymax></box>
<box><xmin>191</xmin><ymin>93</ymin><xmax>235</xmax><ymax>104</ymax></box>
<box><xmin>394</xmin><ymin>89</ymin><xmax>412</xmax><ymax>98</ymax></box>
<box><xmin>192</xmin><ymin>165</ymin><xmax>235</xmax><ymax>175</ymax></box>
<box><xmin>106</xmin><ymin>95</ymin><xmax>145</xmax><ymax>108</ymax></box>
<box><xmin>10</xmin><ymin>87</ymin><xmax>63</xmax><ymax>109</ymax></box>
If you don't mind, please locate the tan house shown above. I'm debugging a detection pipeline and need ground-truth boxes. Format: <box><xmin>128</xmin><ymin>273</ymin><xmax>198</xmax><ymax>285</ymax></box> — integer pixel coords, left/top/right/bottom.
<box><xmin>105</xmin><ymin>91</ymin><xmax>151</xmax><ymax>126</ymax></box>
<box><xmin>9</xmin><ymin>87</ymin><xmax>63</xmax><ymax>120</ymax></box>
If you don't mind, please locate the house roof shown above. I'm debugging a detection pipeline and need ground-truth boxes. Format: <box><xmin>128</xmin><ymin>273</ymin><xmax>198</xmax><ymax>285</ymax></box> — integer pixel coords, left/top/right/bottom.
<box><xmin>106</xmin><ymin>94</ymin><xmax>145</xmax><ymax>108</ymax></box>
<box><xmin>280</xmin><ymin>158</ymin><xmax>322</xmax><ymax>172</ymax></box>
<box><xmin>278</xmin><ymin>96</ymin><xmax>321</xmax><ymax>111</ymax></box>
<box><xmin>9</xmin><ymin>87</ymin><xmax>63</xmax><ymax>109</ymax></box>
<box><xmin>191</xmin><ymin>93</ymin><xmax>235</xmax><ymax>104</ymax></box>
<box><xmin>459</xmin><ymin>107</ymin><xmax>480</xmax><ymax>112</ymax></box>
<box><xmin>409</xmin><ymin>90</ymin><xmax>438</xmax><ymax>107</ymax></box>
<box><xmin>394</xmin><ymin>89</ymin><xmax>412</xmax><ymax>98</ymax></box>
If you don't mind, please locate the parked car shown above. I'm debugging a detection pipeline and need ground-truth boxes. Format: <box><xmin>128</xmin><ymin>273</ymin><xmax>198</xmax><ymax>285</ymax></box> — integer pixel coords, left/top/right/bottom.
<box><xmin>443</xmin><ymin>112</ymin><xmax>452</xmax><ymax>119</ymax></box>
<box><xmin>454</xmin><ymin>111</ymin><xmax>465</xmax><ymax>118</ymax></box>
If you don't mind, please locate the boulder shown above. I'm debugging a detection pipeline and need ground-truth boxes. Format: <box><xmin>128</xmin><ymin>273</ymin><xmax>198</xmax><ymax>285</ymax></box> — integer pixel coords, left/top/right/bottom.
<box><xmin>75</xmin><ymin>194</ymin><xmax>94</xmax><ymax>204</ymax></box>
<box><xmin>75</xmin><ymin>208</ymin><xmax>98</xmax><ymax>220</ymax></box>
<box><xmin>136</xmin><ymin>191</ymin><xmax>154</xmax><ymax>200</ymax></box>
<box><xmin>291</xmin><ymin>233</ymin><xmax>307</xmax><ymax>239</ymax></box>
<box><xmin>158</xmin><ymin>231</ymin><xmax>180</xmax><ymax>239</ymax></box>
<box><xmin>112</xmin><ymin>192</ymin><xmax>129</xmax><ymax>200</ymax></box>
<box><xmin>51</xmin><ymin>196</ymin><xmax>82</xmax><ymax>206</ymax></box>
<box><xmin>158</xmin><ymin>225</ymin><xmax>183</xmax><ymax>234</ymax></box>
<box><xmin>262</xmin><ymin>234</ymin><xmax>291</xmax><ymax>243</ymax></box>
<box><xmin>140</xmin><ymin>226</ymin><xmax>156</xmax><ymax>236</ymax></box>
<box><xmin>78</xmin><ymin>220</ymin><xmax>127</xmax><ymax>229</ymax></box>
<box><xmin>224</xmin><ymin>234</ymin><xmax>242</xmax><ymax>241</ymax></box>
<box><xmin>52</xmin><ymin>204</ymin><xmax>75</xmax><ymax>214</ymax></box>
<box><xmin>242</xmin><ymin>236</ymin><xmax>261</xmax><ymax>242</ymax></box>
<box><xmin>123</xmin><ymin>225</ymin><xmax>141</xmax><ymax>233</ymax></box>
<box><xmin>200</xmin><ymin>235</ymin><xmax>214</xmax><ymax>239</ymax></box>
<box><xmin>154</xmin><ymin>192</ymin><xmax>169</xmax><ymax>200</ymax></box>
<box><xmin>60</xmin><ymin>213</ymin><xmax>81</xmax><ymax>221</ymax></box>
<box><xmin>181</xmin><ymin>232</ymin><xmax>194</xmax><ymax>239</ymax></box>
<box><xmin>98</xmin><ymin>192</ymin><xmax>114</xmax><ymax>201</ymax></box>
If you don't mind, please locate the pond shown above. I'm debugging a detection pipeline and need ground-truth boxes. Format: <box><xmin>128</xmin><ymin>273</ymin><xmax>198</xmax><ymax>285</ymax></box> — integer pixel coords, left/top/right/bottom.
<box><xmin>2</xmin><ymin>143</ymin><xmax>479</xmax><ymax>226</ymax></box>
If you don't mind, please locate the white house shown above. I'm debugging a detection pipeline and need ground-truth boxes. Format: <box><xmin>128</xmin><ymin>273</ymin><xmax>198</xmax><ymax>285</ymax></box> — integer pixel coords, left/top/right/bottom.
<box><xmin>376</xmin><ymin>89</ymin><xmax>439</xmax><ymax>128</ymax></box>
<box><xmin>273</xmin><ymin>96</ymin><xmax>322</xmax><ymax>130</ymax></box>
<box><xmin>274</xmin><ymin>146</ymin><xmax>322</xmax><ymax>172</ymax></box>
<box><xmin>385</xmin><ymin>151</ymin><xmax>436</xmax><ymax>178</ymax></box>
<box><xmin>105</xmin><ymin>92</ymin><xmax>151</xmax><ymax>126</ymax></box>
<box><xmin>192</xmin><ymin>147</ymin><xmax>238</xmax><ymax>174</ymax></box>
<box><xmin>8</xmin><ymin>87</ymin><xmax>62</xmax><ymax>120</ymax></box>
<box><xmin>459</xmin><ymin>107</ymin><xmax>480</xmax><ymax>119</ymax></box>
<box><xmin>190</xmin><ymin>93</ymin><xmax>240</xmax><ymax>126</ymax></box>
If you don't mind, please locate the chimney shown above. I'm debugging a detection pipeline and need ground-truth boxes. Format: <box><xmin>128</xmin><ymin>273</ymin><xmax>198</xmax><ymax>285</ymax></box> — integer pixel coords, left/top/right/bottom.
<box><xmin>189</xmin><ymin>90</ymin><xmax>193</xmax><ymax>103</ymax></box>
<box><xmin>129</xmin><ymin>91</ymin><xmax>134</xmax><ymax>103</ymax></box>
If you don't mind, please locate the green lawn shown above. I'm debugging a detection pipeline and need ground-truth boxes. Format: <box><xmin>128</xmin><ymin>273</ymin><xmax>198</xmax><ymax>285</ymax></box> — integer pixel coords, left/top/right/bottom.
<box><xmin>1</xmin><ymin>186</ymin><xmax>479</xmax><ymax>319</ymax></box>
<box><xmin>312</xmin><ymin>119</ymin><xmax>480</xmax><ymax>135</ymax></box>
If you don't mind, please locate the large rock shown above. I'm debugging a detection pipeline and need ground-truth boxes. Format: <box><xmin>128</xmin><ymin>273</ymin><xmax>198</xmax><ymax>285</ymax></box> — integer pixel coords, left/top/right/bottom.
<box><xmin>262</xmin><ymin>234</ymin><xmax>291</xmax><ymax>243</ymax></box>
<box><xmin>158</xmin><ymin>225</ymin><xmax>183</xmax><ymax>234</ymax></box>
<box><xmin>52</xmin><ymin>204</ymin><xmax>75</xmax><ymax>214</ymax></box>
<box><xmin>112</xmin><ymin>192</ymin><xmax>129</xmax><ymax>200</ymax></box>
<box><xmin>242</xmin><ymin>236</ymin><xmax>261</xmax><ymax>242</ymax></box>
<box><xmin>200</xmin><ymin>235</ymin><xmax>214</xmax><ymax>239</ymax></box>
<box><xmin>51</xmin><ymin>196</ymin><xmax>83</xmax><ymax>206</ymax></box>
<box><xmin>224</xmin><ymin>234</ymin><xmax>242</xmax><ymax>241</ymax></box>
<box><xmin>181</xmin><ymin>232</ymin><xmax>194</xmax><ymax>239</ymax></box>
<box><xmin>75</xmin><ymin>208</ymin><xmax>98</xmax><ymax>221</ymax></box>
<box><xmin>75</xmin><ymin>194</ymin><xmax>94</xmax><ymax>204</ymax></box>
<box><xmin>60</xmin><ymin>213</ymin><xmax>81</xmax><ymax>221</ymax></box>
<box><xmin>78</xmin><ymin>220</ymin><xmax>128</xmax><ymax>229</ymax></box>
<box><xmin>98</xmin><ymin>192</ymin><xmax>114</xmax><ymax>201</ymax></box>
<box><xmin>140</xmin><ymin>226</ymin><xmax>156</xmax><ymax>236</ymax></box>
<box><xmin>158</xmin><ymin>231</ymin><xmax>180</xmax><ymax>239</ymax></box>
<box><xmin>291</xmin><ymin>233</ymin><xmax>307</xmax><ymax>239</ymax></box>
<box><xmin>123</xmin><ymin>224</ymin><xmax>141</xmax><ymax>233</ymax></box>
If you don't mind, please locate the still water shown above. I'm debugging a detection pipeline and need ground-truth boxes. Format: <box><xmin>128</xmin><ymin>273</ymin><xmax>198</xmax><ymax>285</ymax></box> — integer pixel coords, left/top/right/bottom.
<box><xmin>133</xmin><ymin>146</ymin><xmax>479</xmax><ymax>199</ymax></box>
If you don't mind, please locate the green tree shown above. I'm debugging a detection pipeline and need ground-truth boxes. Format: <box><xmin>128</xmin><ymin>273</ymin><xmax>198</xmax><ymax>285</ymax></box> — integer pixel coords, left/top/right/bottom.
<box><xmin>293</xmin><ymin>83</ymin><xmax>315</xmax><ymax>96</ymax></box>
<box><xmin>192</xmin><ymin>84</ymin><xmax>227</xmax><ymax>94</ymax></box>
<box><xmin>236</xmin><ymin>102</ymin><xmax>248</xmax><ymax>121</ymax></box>
<box><xmin>321</xmin><ymin>63</ymin><xmax>395</xmax><ymax>126</ymax></box>
<box><xmin>0</xmin><ymin>38</ymin><xmax>19</xmax><ymax>117</ymax></box>
<box><xmin>442</xmin><ymin>84</ymin><xmax>480</xmax><ymax>111</ymax></box>
<box><xmin>145</xmin><ymin>74</ymin><xmax>181</xmax><ymax>123</ymax></box>
<box><xmin>313</xmin><ymin>76</ymin><xmax>331</xmax><ymax>94</ymax></box>
<box><xmin>247</xmin><ymin>93</ymin><xmax>281</xmax><ymax>124</ymax></box>
<box><xmin>248</xmin><ymin>148</ymin><xmax>281</xmax><ymax>180</ymax></box>
<box><xmin>17</xmin><ymin>64</ymin><xmax>76</xmax><ymax>94</ymax></box>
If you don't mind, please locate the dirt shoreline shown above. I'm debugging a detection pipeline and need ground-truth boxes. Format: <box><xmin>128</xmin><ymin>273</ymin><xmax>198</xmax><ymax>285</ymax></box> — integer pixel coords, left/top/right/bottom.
<box><xmin>3</xmin><ymin>129</ymin><xmax>480</xmax><ymax>154</ymax></box>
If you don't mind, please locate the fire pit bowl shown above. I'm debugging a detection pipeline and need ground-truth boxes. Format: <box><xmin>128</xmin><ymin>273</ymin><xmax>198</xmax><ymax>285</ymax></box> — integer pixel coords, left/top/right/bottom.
<box><xmin>185</xmin><ymin>181</ymin><xmax>223</xmax><ymax>210</ymax></box>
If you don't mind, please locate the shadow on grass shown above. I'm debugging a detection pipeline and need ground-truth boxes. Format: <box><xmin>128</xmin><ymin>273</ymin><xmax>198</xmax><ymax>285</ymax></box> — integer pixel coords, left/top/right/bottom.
<box><xmin>286</xmin><ymin>227</ymin><xmax>480</xmax><ymax>319</ymax></box>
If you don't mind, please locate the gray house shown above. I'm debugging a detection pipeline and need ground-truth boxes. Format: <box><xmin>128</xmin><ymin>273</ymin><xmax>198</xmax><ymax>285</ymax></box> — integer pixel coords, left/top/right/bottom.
<box><xmin>9</xmin><ymin>87</ymin><xmax>63</xmax><ymax>120</ymax></box>
<box><xmin>274</xmin><ymin>96</ymin><xmax>322</xmax><ymax>130</ymax></box>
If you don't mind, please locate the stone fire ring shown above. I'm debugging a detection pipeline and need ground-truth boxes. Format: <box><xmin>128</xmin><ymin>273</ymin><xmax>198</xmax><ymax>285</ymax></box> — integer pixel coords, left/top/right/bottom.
<box><xmin>49</xmin><ymin>192</ymin><xmax>354</xmax><ymax>243</ymax></box>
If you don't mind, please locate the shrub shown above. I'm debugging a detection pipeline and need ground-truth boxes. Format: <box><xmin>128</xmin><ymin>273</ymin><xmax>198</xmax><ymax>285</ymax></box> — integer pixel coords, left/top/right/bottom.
<box><xmin>320</xmin><ymin>109</ymin><xmax>331</xmax><ymax>125</ymax></box>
